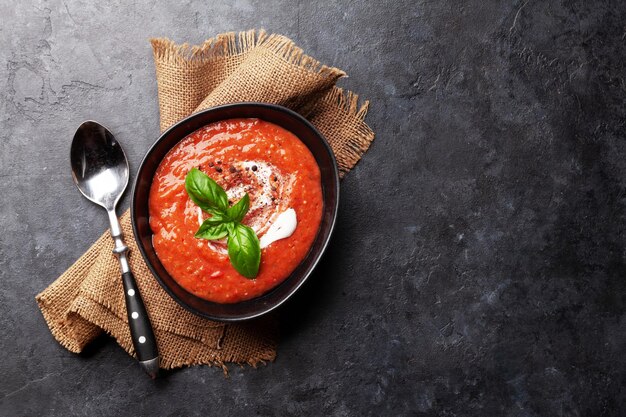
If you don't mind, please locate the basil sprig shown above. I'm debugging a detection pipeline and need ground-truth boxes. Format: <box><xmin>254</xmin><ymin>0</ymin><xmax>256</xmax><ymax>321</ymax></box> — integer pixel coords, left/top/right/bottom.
<box><xmin>185</xmin><ymin>168</ymin><xmax>261</xmax><ymax>279</ymax></box>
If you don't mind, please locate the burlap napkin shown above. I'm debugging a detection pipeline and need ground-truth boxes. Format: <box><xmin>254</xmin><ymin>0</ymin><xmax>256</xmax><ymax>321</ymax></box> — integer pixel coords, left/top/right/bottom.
<box><xmin>36</xmin><ymin>29</ymin><xmax>374</xmax><ymax>370</ymax></box>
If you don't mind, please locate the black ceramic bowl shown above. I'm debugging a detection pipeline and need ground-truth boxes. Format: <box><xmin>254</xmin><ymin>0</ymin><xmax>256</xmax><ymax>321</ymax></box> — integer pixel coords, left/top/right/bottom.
<box><xmin>131</xmin><ymin>103</ymin><xmax>339</xmax><ymax>322</ymax></box>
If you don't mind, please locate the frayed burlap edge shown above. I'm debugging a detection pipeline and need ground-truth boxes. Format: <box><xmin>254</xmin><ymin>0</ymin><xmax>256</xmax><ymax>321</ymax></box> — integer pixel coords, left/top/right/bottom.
<box><xmin>150</xmin><ymin>29</ymin><xmax>345</xmax><ymax>80</ymax></box>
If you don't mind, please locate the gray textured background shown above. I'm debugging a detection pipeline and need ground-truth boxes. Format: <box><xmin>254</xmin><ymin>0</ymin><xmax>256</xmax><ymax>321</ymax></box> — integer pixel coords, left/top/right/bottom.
<box><xmin>2</xmin><ymin>0</ymin><xmax>626</xmax><ymax>416</ymax></box>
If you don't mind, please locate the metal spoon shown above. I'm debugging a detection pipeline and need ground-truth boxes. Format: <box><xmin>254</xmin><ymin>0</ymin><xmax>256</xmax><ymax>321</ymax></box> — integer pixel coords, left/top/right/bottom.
<box><xmin>70</xmin><ymin>121</ymin><xmax>159</xmax><ymax>378</ymax></box>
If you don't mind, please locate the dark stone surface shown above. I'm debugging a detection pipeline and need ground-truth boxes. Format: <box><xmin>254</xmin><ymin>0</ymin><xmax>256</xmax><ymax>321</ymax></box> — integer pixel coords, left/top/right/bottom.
<box><xmin>1</xmin><ymin>0</ymin><xmax>625</xmax><ymax>415</ymax></box>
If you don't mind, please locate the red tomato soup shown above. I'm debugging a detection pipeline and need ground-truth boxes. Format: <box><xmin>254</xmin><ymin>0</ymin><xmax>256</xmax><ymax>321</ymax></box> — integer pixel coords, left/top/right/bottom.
<box><xmin>149</xmin><ymin>118</ymin><xmax>323</xmax><ymax>303</ymax></box>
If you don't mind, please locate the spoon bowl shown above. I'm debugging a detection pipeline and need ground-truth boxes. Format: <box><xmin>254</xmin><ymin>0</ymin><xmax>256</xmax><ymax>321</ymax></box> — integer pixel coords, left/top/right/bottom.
<box><xmin>70</xmin><ymin>121</ymin><xmax>129</xmax><ymax>211</ymax></box>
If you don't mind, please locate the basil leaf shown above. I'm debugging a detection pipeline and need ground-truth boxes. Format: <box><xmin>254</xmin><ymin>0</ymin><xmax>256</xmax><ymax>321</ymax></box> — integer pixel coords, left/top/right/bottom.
<box><xmin>201</xmin><ymin>211</ymin><xmax>229</xmax><ymax>225</ymax></box>
<box><xmin>185</xmin><ymin>167</ymin><xmax>229</xmax><ymax>212</ymax></box>
<box><xmin>227</xmin><ymin>193</ymin><xmax>250</xmax><ymax>223</ymax></box>
<box><xmin>195</xmin><ymin>221</ymin><xmax>231</xmax><ymax>240</ymax></box>
<box><xmin>185</xmin><ymin>169</ymin><xmax>262</xmax><ymax>276</ymax></box>
<box><xmin>227</xmin><ymin>223</ymin><xmax>261</xmax><ymax>279</ymax></box>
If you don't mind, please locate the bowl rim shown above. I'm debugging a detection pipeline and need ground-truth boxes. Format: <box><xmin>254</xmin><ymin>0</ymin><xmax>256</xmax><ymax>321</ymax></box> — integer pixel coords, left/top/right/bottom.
<box><xmin>130</xmin><ymin>102</ymin><xmax>340</xmax><ymax>321</ymax></box>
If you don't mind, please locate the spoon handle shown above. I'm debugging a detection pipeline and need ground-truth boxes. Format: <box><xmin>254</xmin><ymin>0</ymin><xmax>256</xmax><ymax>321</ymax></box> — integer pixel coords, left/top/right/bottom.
<box><xmin>107</xmin><ymin>209</ymin><xmax>159</xmax><ymax>378</ymax></box>
<box><xmin>121</xmin><ymin>270</ymin><xmax>160</xmax><ymax>378</ymax></box>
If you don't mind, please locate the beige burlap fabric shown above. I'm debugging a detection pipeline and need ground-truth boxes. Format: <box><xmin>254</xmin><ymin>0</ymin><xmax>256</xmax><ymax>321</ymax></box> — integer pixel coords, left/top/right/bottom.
<box><xmin>36</xmin><ymin>29</ymin><xmax>374</xmax><ymax>369</ymax></box>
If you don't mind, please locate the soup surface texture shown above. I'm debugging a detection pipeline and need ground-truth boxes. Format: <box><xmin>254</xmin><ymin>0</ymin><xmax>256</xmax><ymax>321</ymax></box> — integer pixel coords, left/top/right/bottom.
<box><xmin>149</xmin><ymin>118</ymin><xmax>323</xmax><ymax>303</ymax></box>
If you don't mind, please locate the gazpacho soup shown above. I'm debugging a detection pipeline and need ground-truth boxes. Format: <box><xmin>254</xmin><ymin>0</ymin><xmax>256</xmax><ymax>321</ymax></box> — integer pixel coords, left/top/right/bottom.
<box><xmin>149</xmin><ymin>118</ymin><xmax>323</xmax><ymax>303</ymax></box>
